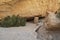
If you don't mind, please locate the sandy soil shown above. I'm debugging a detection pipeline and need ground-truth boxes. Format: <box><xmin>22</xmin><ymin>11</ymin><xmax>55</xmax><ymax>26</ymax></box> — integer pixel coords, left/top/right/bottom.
<box><xmin>0</xmin><ymin>22</ymin><xmax>38</xmax><ymax>40</ymax></box>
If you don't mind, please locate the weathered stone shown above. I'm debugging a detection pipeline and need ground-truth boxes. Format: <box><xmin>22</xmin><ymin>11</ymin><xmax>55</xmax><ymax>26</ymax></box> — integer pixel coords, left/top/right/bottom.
<box><xmin>0</xmin><ymin>0</ymin><xmax>59</xmax><ymax>18</ymax></box>
<box><xmin>37</xmin><ymin>25</ymin><xmax>60</xmax><ymax>40</ymax></box>
<box><xmin>45</xmin><ymin>11</ymin><xmax>60</xmax><ymax>30</ymax></box>
<box><xmin>34</xmin><ymin>17</ymin><xmax>39</xmax><ymax>25</ymax></box>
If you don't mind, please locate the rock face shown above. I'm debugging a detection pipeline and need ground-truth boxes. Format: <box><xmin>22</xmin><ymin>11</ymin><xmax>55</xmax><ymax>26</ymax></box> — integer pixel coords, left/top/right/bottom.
<box><xmin>37</xmin><ymin>19</ymin><xmax>60</xmax><ymax>40</ymax></box>
<box><xmin>37</xmin><ymin>25</ymin><xmax>60</xmax><ymax>40</ymax></box>
<box><xmin>45</xmin><ymin>11</ymin><xmax>60</xmax><ymax>30</ymax></box>
<box><xmin>0</xmin><ymin>0</ymin><xmax>59</xmax><ymax>18</ymax></box>
<box><xmin>0</xmin><ymin>0</ymin><xmax>12</xmax><ymax>4</ymax></box>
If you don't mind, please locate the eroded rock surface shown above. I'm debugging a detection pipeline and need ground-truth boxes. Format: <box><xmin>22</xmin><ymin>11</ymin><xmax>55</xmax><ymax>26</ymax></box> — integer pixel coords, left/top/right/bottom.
<box><xmin>45</xmin><ymin>11</ymin><xmax>60</xmax><ymax>30</ymax></box>
<box><xmin>0</xmin><ymin>0</ymin><xmax>59</xmax><ymax>18</ymax></box>
<box><xmin>37</xmin><ymin>19</ymin><xmax>60</xmax><ymax>40</ymax></box>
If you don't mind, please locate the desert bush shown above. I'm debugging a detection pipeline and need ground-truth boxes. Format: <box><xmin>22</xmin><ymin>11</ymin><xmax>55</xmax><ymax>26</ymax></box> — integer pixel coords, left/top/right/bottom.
<box><xmin>0</xmin><ymin>15</ymin><xmax>26</xmax><ymax>27</ymax></box>
<box><xmin>56</xmin><ymin>9</ymin><xmax>60</xmax><ymax>18</ymax></box>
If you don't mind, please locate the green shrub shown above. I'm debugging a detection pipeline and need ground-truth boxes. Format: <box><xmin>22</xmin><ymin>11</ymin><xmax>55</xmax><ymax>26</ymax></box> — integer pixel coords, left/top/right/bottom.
<box><xmin>20</xmin><ymin>17</ymin><xmax>26</xmax><ymax>26</ymax></box>
<box><xmin>56</xmin><ymin>9</ymin><xmax>60</xmax><ymax>18</ymax></box>
<box><xmin>0</xmin><ymin>15</ymin><xmax>26</xmax><ymax>27</ymax></box>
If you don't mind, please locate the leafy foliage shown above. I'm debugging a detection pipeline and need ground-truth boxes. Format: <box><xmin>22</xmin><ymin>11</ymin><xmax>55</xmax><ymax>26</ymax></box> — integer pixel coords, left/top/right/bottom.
<box><xmin>56</xmin><ymin>9</ymin><xmax>60</xmax><ymax>18</ymax></box>
<box><xmin>0</xmin><ymin>15</ymin><xmax>26</xmax><ymax>27</ymax></box>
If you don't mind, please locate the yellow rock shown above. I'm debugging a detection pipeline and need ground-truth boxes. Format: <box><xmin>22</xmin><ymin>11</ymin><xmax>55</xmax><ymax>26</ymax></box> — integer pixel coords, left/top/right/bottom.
<box><xmin>0</xmin><ymin>0</ymin><xmax>59</xmax><ymax>18</ymax></box>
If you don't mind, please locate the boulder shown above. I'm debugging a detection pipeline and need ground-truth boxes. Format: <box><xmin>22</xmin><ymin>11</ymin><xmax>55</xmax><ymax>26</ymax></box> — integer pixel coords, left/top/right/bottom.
<box><xmin>45</xmin><ymin>11</ymin><xmax>60</xmax><ymax>31</ymax></box>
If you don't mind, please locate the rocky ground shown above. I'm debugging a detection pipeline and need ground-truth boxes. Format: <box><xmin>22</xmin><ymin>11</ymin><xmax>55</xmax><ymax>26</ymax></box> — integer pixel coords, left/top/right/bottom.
<box><xmin>0</xmin><ymin>22</ymin><xmax>38</xmax><ymax>40</ymax></box>
<box><xmin>37</xmin><ymin>19</ymin><xmax>60</xmax><ymax>40</ymax></box>
<box><xmin>0</xmin><ymin>20</ymin><xmax>60</xmax><ymax>40</ymax></box>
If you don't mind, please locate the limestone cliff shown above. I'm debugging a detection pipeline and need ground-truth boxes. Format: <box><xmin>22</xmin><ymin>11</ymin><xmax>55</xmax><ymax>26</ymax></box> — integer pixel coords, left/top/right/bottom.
<box><xmin>0</xmin><ymin>0</ymin><xmax>59</xmax><ymax>18</ymax></box>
